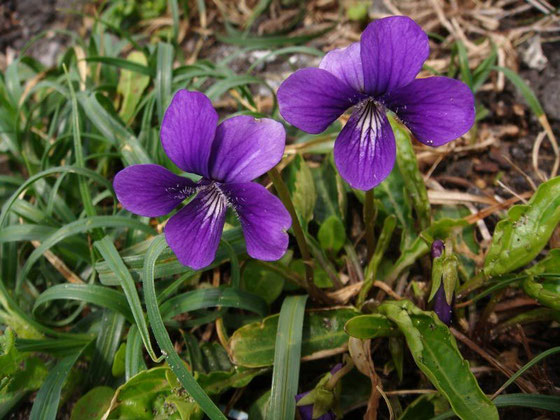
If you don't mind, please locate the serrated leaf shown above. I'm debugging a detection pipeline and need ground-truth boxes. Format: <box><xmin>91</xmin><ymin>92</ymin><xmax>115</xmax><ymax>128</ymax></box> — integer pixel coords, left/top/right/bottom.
<box><xmin>484</xmin><ymin>177</ymin><xmax>560</xmax><ymax>277</ymax></box>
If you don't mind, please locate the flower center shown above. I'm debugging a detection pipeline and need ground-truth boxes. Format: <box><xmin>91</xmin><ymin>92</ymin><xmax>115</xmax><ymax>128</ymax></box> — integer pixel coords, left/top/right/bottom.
<box><xmin>354</xmin><ymin>98</ymin><xmax>385</xmax><ymax>140</ymax></box>
<box><xmin>197</xmin><ymin>181</ymin><xmax>229</xmax><ymax>217</ymax></box>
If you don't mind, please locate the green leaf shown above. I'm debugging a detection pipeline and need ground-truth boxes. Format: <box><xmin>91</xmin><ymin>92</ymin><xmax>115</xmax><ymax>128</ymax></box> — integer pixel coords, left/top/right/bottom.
<box><xmin>344</xmin><ymin>314</ymin><xmax>400</xmax><ymax>339</ymax></box>
<box><xmin>311</xmin><ymin>158</ymin><xmax>346</xmax><ymax>223</ymax></box>
<box><xmin>241</xmin><ymin>260</ymin><xmax>285</xmax><ymax>304</ymax></box>
<box><xmin>266</xmin><ymin>295</ymin><xmax>307</xmax><ymax>420</ymax></box>
<box><xmin>391</xmin><ymin>117</ymin><xmax>431</xmax><ymax>230</ymax></box>
<box><xmin>522</xmin><ymin>276</ymin><xmax>560</xmax><ymax>311</ymax></box>
<box><xmin>378</xmin><ymin>300</ymin><xmax>498</xmax><ymax>420</ymax></box>
<box><xmin>0</xmin><ymin>329</ymin><xmax>48</xmax><ymax>399</ymax></box>
<box><xmin>318</xmin><ymin>216</ymin><xmax>346</xmax><ymax>254</ymax></box>
<box><xmin>70</xmin><ymin>386</ymin><xmax>114</xmax><ymax>420</ymax></box>
<box><xmin>229</xmin><ymin>308</ymin><xmax>359</xmax><ymax>367</ymax></box>
<box><xmin>112</xmin><ymin>343</ymin><xmax>126</xmax><ymax>378</ymax></box>
<box><xmin>286</xmin><ymin>154</ymin><xmax>316</xmax><ymax>226</ymax></box>
<box><xmin>526</xmin><ymin>249</ymin><xmax>560</xmax><ymax>275</ymax></box>
<box><xmin>198</xmin><ymin>367</ymin><xmax>267</xmax><ymax>395</ymax></box>
<box><xmin>484</xmin><ymin>177</ymin><xmax>560</xmax><ymax>277</ymax></box>
<box><xmin>117</xmin><ymin>52</ymin><xmax>151</xmax><ymax>124</ymax></box>
<box><xmin>103</xmin><ymin>367</ymin><xmax>172</xmax><ymax>419</ymax></box>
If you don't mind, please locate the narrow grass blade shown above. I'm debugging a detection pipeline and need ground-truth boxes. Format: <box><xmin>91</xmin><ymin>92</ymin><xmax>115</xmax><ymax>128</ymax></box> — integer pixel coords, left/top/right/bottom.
<box><xmin>77</xmin><ymin>93</ymin><xmax>151</xmax><ymax>165</ymax></box>
<box><xmin>160</xmin><ymin>287</ymin><xmax>267</xmax><ymax>319</ymax></box>
<box><xmin>125</xmin><ymin>325</ymin><xmax>147</xmax><ymax>380</ymax></box>
<box><xmin>85</xmin><ymin>56</ymin><xmax>153</xmax><ymax>76</ymax></box>
<box><xmin>17</xmin><ymin>216</ymin><xmax>154</xmax><ymax>293</ymax></box>
<box><xmin>29</xmin><ymin>342</ymin><xmax>90</xmax><ymax>420</ymax></box>
<box><xmin>33</xmin><ymin>284</ymin><xmax>133</xmax><ymax>323</ymax></box>
<box><xmin>155</xmin><ymin>42</ymin><xmax>174</xmax><ymax>122</ymax></box>
<box><xmin>492</xmin><ymin>346</ymin><xmax>560</xmax><ymax>398</ymax></box>
<box><xmin>0</xmin><ymin>224</ymin><xmax>56</xmax><ymax>243</ymax></box>
<box><xmin>143</xmin><ymin>235</ymin><xmax>227</xmax><ymax>420</ymax></box>
<box><xmin>494</xmin><ymin>66</ymin><xmax>543</xmax><ymax>117</ymax></box>
<box><xmin>0</xmin><ymin>166</ymin><xmax>113</xmax><ymax>229</ymax></box>
<box><xmin>87</xmin><ymin>310</ymin><xmax>125</xmax><ymax>386</ymax></box>
<box><xmin>94</xmin><ymin>236</ymin><xmax>161</xmax><ymax>363</ymax></box>
<box><xmin>432</xmin><ymin>394</ymin><xmax>560</xmax><ymax>419</ymax></box>
<box><xmin>266</xmin><ymin>295</ymin><xmax>308</xmax><ymax>420</ymax></box>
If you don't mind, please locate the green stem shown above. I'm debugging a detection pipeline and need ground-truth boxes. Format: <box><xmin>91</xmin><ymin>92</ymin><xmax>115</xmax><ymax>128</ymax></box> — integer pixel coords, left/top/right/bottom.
<box><xmin>268</xmin><ymin>167</ymin><xmax>326</xmax><ymax>303</ymax></box>
<box><xmin>364</xmin><ymin>188</ymin><xmax>376</xmax><ymax>262</ymax></box>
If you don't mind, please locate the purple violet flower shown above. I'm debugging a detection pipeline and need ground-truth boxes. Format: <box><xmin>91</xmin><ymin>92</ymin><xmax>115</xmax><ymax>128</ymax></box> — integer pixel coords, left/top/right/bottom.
<box><xmin>277</xmin><ymin>16</ymin><xmax>475</xmax><ymax>190</ymax></box>
<box><xmin>113</xmin><ymin>90</ymin><xmax>291</xmax><ymax>269</ymax></box>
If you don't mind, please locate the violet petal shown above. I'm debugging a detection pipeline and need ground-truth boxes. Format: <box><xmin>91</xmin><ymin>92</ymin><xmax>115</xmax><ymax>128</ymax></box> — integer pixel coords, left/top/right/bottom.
<box><xmin>433</xmin><ymin>284</ymin><xmax>453</xmax><ymax>325</ymax></box>
<box><xmin>383</xmin><ymin>76</ymin><xmax>475</xmax><ymax>146</ymax></box>
<box><xmin>277</xmin><ymin>67</ymin><xmax>364</xmax><ymax>134</ymax></box>
<box><xmin>164</xmin><ymin>186</ymin><xmax>227</xmax><ymax>270</ymax></box>
<box><xmin>113</xmin><ymin>164</ymin><xmax>196</xmax><ymax>217</ymax></box>
<box><xmin>360</xmin><ymin>16</ymin><xmax>429</xmax><ymax>96</ymax></box>
<box><xmin>160</xmin><ymin>90</ymin><xmax>218</xmax><ymax>177</ymax></box>
<box><xmin>222</xmin><ymin>182</ymin><xmax>291</xmax><ymax>261</ymax></box>
<box><xmin>319</xmin><ymin>42</ymin><xmax>364</xmax><ymax>92</ymax></box>
<box><xmin>333</xmin><ymin>102</ymin><xmax>396</xmax><ymax>190</ymax></box>
<box><xmin>208</xmin><ymin>116</ymin><xmax>285</xmax><ymax>183</ymax></box>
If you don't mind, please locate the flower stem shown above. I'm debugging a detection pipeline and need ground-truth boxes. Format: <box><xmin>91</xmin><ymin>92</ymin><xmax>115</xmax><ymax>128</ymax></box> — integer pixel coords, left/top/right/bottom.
<box><xmin>364</xmin><ymin>188</ymin><xmax>377</xmax><ymax>262</ymax></box>
<box><xmin>268</xmin><ymin>167</ymin><xmax>327</xmax><ymax>303</ymax></box>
